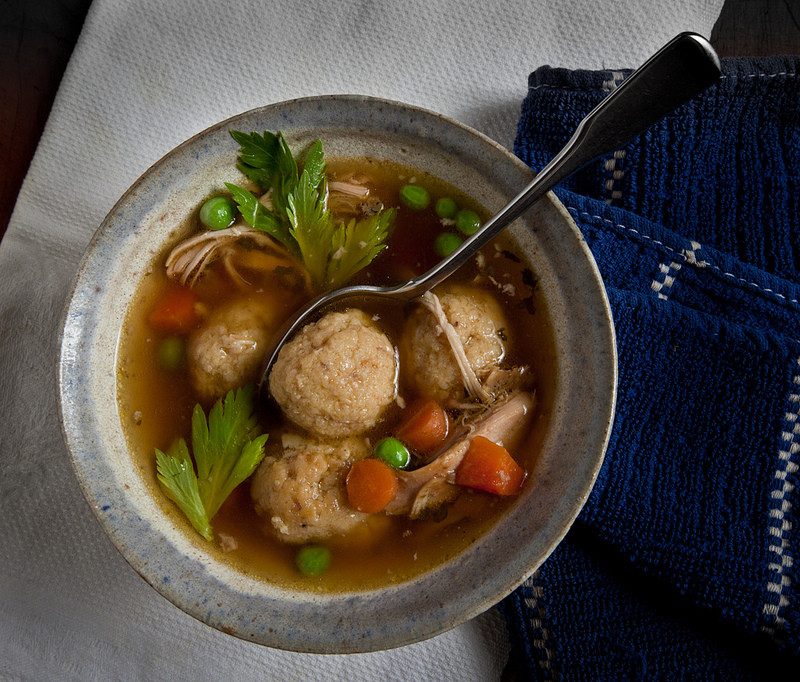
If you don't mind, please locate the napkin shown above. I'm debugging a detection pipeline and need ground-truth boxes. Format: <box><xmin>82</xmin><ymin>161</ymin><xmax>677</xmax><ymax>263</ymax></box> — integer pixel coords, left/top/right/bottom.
<box><xmin>501</xmin><ymin>58</ymin><xmax>800</xmax><ymax>678</ymax></box>
<box><xmin>0</xmin><ymin>0</ymin><xmax>728</xmax><ymax>679</ymax></box>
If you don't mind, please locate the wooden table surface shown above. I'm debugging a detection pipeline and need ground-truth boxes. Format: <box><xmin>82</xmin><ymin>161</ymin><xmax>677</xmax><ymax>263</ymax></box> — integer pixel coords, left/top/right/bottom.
<box><xmin>1</xmin><ymin>0</ymin><xmax>799</xmax><ymax>244</ymax></box>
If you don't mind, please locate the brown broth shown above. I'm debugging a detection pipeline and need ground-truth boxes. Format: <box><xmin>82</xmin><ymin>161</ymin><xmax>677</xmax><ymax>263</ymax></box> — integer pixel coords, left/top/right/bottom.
<box><xmin>116</xmin><ymin>157</ymin><xmax>557</xmax><ymax>592</ymax></box>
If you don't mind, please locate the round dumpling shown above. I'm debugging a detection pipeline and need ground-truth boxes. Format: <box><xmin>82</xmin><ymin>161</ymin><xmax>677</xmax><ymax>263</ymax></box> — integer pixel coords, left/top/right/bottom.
<box><xmin>251</xmin><ymin>433</ymin><xmax>369</xmax><ymax>544</ymax></box>
<box><xmin>187</xmin><ymin>297</ymin><xmax>274</xmax><ymax>402</ymax></box>
<box><xmin>269</xmin><ymin>309</ymin><xmax>398</xmax><ymax>438</ymax></box>
<box><xmin>400</xmin><ymin>285</ymin><xmax>508</xmax><ymax>403</ymax></box>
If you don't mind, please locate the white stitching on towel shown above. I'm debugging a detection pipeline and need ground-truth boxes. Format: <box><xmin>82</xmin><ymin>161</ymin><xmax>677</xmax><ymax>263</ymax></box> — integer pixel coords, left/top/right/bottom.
<box><xmin>761</xmin><ymin>358</ymin><xmax>800</xmax><ymax>638</ymax></box>
<box><xmin>567</xmin><ymin>207</ymin><xmax>800</xmax><ymax>310</ymax></box>
<box><xmin>650</xmin><ymin>262</ymin><xmax>682</xmax><ymax>300</ymax></box>
<box><xmin>650</xmin><ymin>242</ymin><xmax>702</xmax><ymax>301</ymax></box>
<box><xmin>602</xmin><ymin>72</ymin><xmax>627</xmax><ymax>205</ymax></box>
<box><xmin>523</xmin><ymin>573</ymin><xmax>557</xmax><ymax>678</ymax></box>
<box><xmin>719</xmin><ymin>72</ymin><xmax>797</xmax><ymax>80</ymax></box>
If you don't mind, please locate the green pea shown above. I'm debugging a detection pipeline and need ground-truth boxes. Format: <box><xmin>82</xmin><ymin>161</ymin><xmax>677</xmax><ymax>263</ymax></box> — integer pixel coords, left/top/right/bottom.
<box><xmin>399</xmin><ymin>184</ymin><xmax>431</xmax><ymax>211</ymax></box>
<box><xmin>199</xmin><ymin>196</ymin><xmax>235</xmax><ymax>230</ymax></box>
<box><xmin>295</xmin><ymin>544</ymin><xmax>331</xmax><ymax>576</ymax></box>
<box><xmin>455</xmin><ymin>209</ymin><xmax>481</xmax><ymax>235</ymax></box>
<box><xmin>433</xmin><ymin>232</ymin><xmax>463</xmax><ymax>258</ymax></box>
<box><xmin>435</xmin><ymin>197</ymin><xmax>458</xmax><ymax>219</ymax></box>
<box><xmin>157</xmin><ymin>336</ymin><xmax>185</xmax><ymax>370</ymax></box>
<box><xmin>374</xmin><ymin>437</ymin><xmax>411</xmax><ymax>469</ymax></box>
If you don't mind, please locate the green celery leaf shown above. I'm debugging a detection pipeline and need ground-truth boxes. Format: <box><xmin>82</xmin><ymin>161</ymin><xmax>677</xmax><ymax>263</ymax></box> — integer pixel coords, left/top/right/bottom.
<box><xmin>191</xmin><ymin>385</ymin><xmax>268</xmax><ymax>519</ymax></box>
<box><xmin>224</xmin><ymin>182</ymin><xmax>298</xmax><ymax>257</ymax></box>
<box><xmin>301</xmin><ymin>140</ymin><xmax>326</xmax><ymax>190</ymax></box>
<box><xmin>286</xmin><ymin>170</ymin><xmax>335</xmax><ymax>289</ymax></box>
<box><xmin>156</xmin><ymin>441</ymin><xmax>212</xmax><ymax>541</ymax></box>
<box><xmin>326</xmin><ymin>209</ymin><xmax>396</xmax><ymax>289</ymax></box>
<box><xmin>230</xmin><ymin>130</ymin><xmax>280</xmax><ymax>189</ymax></box>
<box><xmin>271</xmin><ymin>134</ymin><xmax>300</xmax><ymax>219</ymax></box>
<box><xmin>217</xmin><ymin>433</ymin><xmax>269</xmax><ymax>508</ymax></box>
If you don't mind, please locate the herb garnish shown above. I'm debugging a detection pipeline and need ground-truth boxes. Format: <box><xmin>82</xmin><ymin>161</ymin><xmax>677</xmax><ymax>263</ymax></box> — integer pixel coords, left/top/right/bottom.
<box><xmin>155</xmin><ymin>384</ymin><xmax>268</xmax><ymax>541</ymax></box>
<box><xmin>225</xmin><ymin>130</ymin><xmax>395</xmax><ymax>291</ymax></box>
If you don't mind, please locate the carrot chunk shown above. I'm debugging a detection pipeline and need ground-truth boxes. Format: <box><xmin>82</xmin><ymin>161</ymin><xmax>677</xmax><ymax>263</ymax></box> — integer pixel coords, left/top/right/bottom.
<box><xmin>455</xmin><ymin>436</ymin><xmax>525</xmax><ymax>496</ymax></box>
<box><xmin>395</xmin><ymin>397</ymin><xmax>449</xmax><ymax>454</ymax></box>
<box><xmin>346</xmin><ymin>458</ymin><xmax>399</xmax><ymax>513</ymax></box>
<box><xmin>148</xmin><ymin>286</ymin><xmax>199</xmax><ymax>334</ymax></box>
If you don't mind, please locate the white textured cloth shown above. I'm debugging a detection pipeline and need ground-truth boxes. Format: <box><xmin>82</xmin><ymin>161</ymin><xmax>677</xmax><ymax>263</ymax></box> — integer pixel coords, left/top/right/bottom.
<box><xmin>0</xmin><ymin>1</ymin><xmax>724</xmax><ymax>679</ymax></box>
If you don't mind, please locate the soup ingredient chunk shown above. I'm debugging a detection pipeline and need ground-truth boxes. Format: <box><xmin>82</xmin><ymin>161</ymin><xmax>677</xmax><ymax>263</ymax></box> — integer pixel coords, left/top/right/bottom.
<box><xmin>373</xmin><ymin>437</ymin><xmax>411</xmax><ymax>469</ymax></box>
<box><xmin>401</xmin><ymin>285</ymin><xmax>509</xmax><ymax>404</ymax></box>
<box><xmin>394</xmin><ymin>397</ymin><xmax>449</xmax><ymax>455</ymax></box>
<box><xmin>399</xmin><ymin>184</ymin><xmax>431</xmax><ymax>210</ymax></box>
<box><xmin>252</xmin><ymin>433</ymin><xmax>370</xmax><ymax>543</ymax></box>
<box><xmin>346</xmin><ymin>458</ymin><xmax>399</xmax><ymax>513</ymax></box>
<box><xmin>270</xmin><ymin>309</ymin><xmax>398</xmax><ymax>438</ymax></box>
<box><xmin>435</xmin><ymin>197</ymin><xmax>458</xmax><ymax>219</ymax></box>
<box><xmin>455</xmin><ymin>436</ymin><xmax>526</xmax><ymax>495</ymax></box>
<box><xmin>455</xmin><ymin>209</ymin><xmax>481</xmax><ymax>235</ymax></box>
<box><xmin>156</xmin><ymin>385</ymin><xmax>268</xmax><ymax>541</ymax></box>
<box><xmin>295</xmin><ymin>544</ymin><xmax>332</xmax><ymax>576</ymax></box>
<box><xmin>199</xmin><ymin>196</ymin><xmax>235</xmax><ymax>230</ymax></box>
<box><xmin>187</xmin><ymin>298</ymin><xmax>274</xmax><ymax>402</ymax></box>
<box><xmin>148</xmin><ymin>285</ymin><xmax>200</xmax><ymax>334</ymax></box>
<box><xmin>433</xmin><ymin>231</ymin><xmax>462</xmax><ymax>257</ymax></box>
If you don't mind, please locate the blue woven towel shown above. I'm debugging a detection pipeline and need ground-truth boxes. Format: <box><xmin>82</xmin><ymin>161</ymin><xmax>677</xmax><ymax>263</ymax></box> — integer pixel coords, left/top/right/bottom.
<box><xmin>500</xmin><ymin>57</ymin><xmax>800</xmax><ymax>679</ymax></box>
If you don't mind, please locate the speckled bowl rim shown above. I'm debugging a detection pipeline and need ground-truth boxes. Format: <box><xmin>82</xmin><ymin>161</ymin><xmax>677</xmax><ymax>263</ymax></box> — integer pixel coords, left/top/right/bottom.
<box><xmin>58</xmin><ymin>95</ymin><xmax>616</xmax><ymax>653</ymax></box>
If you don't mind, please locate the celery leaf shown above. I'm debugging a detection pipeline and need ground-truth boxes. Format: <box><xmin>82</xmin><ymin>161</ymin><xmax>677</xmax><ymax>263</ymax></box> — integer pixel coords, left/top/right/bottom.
<box><xmin>286</xmin><ymin>170</ymin><xmax>336</xmax><ymax>288</ymax></box>
<box><xmin>230</xmin><ymin>130</ymin><xmax>281</xmax><ymax>188</ymax></box>
<box><xmin>155</xmin><ymin>385</ymin><xmax>268</xmax><ymax>541</ymax></box>
<box><xmin>326</xmin><ymin>210</ymin><xmax>396</xmax><ymax>289</ymax></box>
<box><xmin>224</xmin><ymin>182</ymin><xmax>297</xmax><ymax>256</ymax></box>
<box><xmin>192</xmin><ymin>385</ymin><xmax>268</xmax><ymax>519</ymax></box>
<box><xmin>156</xmin><ymin>440</ymin><xmax>212</xmax><ymax>541</ymax></box>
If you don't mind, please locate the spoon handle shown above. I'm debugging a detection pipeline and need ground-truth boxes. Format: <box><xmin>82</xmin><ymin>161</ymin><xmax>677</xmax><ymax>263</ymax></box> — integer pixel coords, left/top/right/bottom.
<box><xmin>394</xmin><ymin>32</ymin><xmax>721</xmax><ymax>298</ymax></box>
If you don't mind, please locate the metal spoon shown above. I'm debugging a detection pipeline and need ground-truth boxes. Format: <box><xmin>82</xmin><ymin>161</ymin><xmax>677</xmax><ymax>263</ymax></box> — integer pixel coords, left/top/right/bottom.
<box><xmin>259</xmin><ymin>32</ymin><xmax>720</xmax><ymax>399</ymax></box>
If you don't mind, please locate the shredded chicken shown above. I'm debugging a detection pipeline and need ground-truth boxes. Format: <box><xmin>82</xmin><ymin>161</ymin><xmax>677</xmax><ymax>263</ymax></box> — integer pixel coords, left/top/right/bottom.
<box><xmin>328</xmin><ymin>180</ymin><xmax>370</xmax><ymax>197</ymax></box>
<box><xmin>165</xmin><ymin>222</ymin><xmax>309</xmax><ymax>293</ymax></box>
<box><xmin>166</xmin><ymin>224</ymin><xmax>277</xmax><ymax>285</ymax></box>
<box><xmin>384</xmin><ymin>391</ymin><xmax>535</xmax><ymax>519</ymax></box>
<box><xmin>419</xmin><ymin>291</ymin><xmax>492</xmax><ymax>402</ymax></box>
<box><xmin>326</xmin><ymin>174</ymin><xmax>382</xmax><ymax>217</ymax></box>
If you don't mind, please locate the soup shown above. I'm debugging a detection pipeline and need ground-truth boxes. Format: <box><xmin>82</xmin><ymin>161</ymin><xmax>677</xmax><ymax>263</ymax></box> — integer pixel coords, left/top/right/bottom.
<box><xmin>116</xmin><ymin>133</ymin><xmax>556</xmax><ymax>591</ymax></box>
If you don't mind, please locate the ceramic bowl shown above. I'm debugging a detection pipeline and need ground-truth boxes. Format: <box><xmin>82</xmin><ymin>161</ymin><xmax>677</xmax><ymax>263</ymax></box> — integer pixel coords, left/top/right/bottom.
<box><xmin>58</xmin><ymin>95</ymin><xmax>616</xmax><ymax>653</ymax></box>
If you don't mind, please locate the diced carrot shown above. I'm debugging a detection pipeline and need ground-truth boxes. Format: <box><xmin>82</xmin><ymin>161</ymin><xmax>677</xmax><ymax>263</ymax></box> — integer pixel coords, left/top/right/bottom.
<box><xmin>346</xmin><ymin>458</ymin><xmax>399</xmax><ymax>513</ymax></box>
<box><xmin>455</xmin><ymin>436</ymin><xmax>525</xmax><ymax>496</ymax></box>
<box><xmin>148</xmin><ymin>286</ymin><xmax>200</xmax><ymax>334</ymax></box>
<box><xmin>395</xmin><ymin>397</ymin><xmax>449</xmax><ymax>454</ymax></box>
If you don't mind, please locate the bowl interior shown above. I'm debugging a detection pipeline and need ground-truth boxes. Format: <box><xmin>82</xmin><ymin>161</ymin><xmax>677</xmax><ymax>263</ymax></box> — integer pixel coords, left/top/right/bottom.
<box><xmin>58</xmin><ymin>95</ymin><xmax>616</xmax><ymax>653</ymax></box>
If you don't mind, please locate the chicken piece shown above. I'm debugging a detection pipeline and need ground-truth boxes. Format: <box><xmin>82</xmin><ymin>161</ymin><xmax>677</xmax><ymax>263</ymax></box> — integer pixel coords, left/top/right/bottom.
<box><xmin>251</xmin><ymin>432</ymin><xmax>370</xmax><ymax>544</ymax></box>
<box><xmin>384</xmin><ymin>391</ymin><xmax>535</xmax><ymax>519</ymax></box>
<box><xmin>269</xmin><ymin>309</ymin><xmax>398</xmax><ymax>438</ymax></box>
<box><xmin>187</xmin><ymin>297</ymin><xmax>274</xmax><ymax>402</ymax></box>
<box><xmin>400</xmin><ymin>285</ymin><xmax>509</xmax><ymax>405</ymax></box>
<box><xmin>166</xmin><ymin>223</ymin><xmax>281</xmax><ymax>287</ymax></box>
